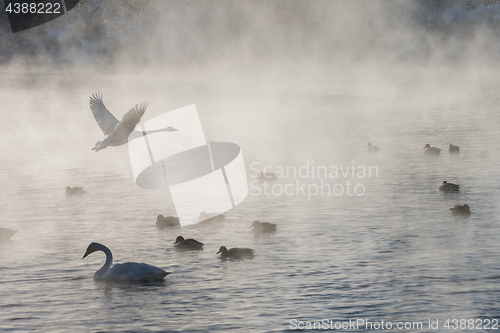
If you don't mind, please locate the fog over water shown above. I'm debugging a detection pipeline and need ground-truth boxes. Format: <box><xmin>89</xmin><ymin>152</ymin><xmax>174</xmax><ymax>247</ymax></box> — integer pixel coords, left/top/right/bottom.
<box><xmin>2</xmin><ymin>1</ymin><xmax>500</xmax><ymax>332</ymax></box>
<box><xmin>4</xmin><ymin>0</ymin><xmax>500</xmax><ymax>65</ymax></box>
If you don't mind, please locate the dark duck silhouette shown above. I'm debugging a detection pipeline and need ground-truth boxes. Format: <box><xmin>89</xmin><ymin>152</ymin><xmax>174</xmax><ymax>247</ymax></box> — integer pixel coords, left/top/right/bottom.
<box><xmin>448</xmin><ymin>144</ymin><xmax>460</xmax><ymax>155</ymax></box>
<box><xmin>217</xmin><ymin>246</ymin><xmax>255</xmax><ymax>260</ymax></box>
<box><xmin>366</xmin><ymin>142</ymin><xmax>379</xmax><ymax>154</ymax></box>
<box><xmin>156</xmin><ymin>215</ymin><xmax>180</xmax><ymax>228</ymax></box>
<box><xmin>65</xmin><ymin>186</ymin><xmax>86</xmax><ymax>196</ymax></box>
<box><xmin>250</xmin><ymin>220</ymin><xmax>277</xmax><ymax>233</ymax></box>
<box><xmin>173</xmin><ymin>236</ymin><xmax>204</xmax><ymax>251</ymax></box>
<box><xmin>423</xmin><ymin>144</ymin><xmax>441</xmax><ymax>156</ymax></box>
<box><xmin>449</xmin><ymin>204</ymin><xmax>471</xmax><ymax>217</ymax></box>
<box><xmin>439</xmin><ymin>181</ymin><xmax>460</xmax><ymax>192</ymax></box>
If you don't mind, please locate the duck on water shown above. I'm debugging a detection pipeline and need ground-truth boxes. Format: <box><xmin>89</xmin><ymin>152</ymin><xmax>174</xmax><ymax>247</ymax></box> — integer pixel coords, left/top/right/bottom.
<box><xmin>217</xmin><ymin>246</ymin><xmax>255</xmax><ymax>260</ymax></box>
<box><xmin>173</xmin><ymin>236</ymin><xmax>204</xmax><ymax>251</ymax></box>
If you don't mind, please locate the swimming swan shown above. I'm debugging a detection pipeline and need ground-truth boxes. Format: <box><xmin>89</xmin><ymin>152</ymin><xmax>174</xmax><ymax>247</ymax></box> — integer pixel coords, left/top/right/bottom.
<box><xmin>82</xmin><ymin>242</ymin><xmax>170</xmax><ymax>283</ymax></box>
<box><xmin>89</xmin><ymin>93</ymin><xmax>178</xmax><ymax>152</ymax></box>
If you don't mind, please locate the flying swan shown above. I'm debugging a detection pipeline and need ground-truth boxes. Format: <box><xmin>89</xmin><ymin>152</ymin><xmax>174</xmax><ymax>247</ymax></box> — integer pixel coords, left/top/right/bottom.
<box><xmin>89</xmin><ymin>92</ymin><xmax>178</xmax><ymax>152</ymax></box>
<box><xmin>82</xmin><ymin>242</ymin><xmax>170</xmax><ymax>283</ymax></box>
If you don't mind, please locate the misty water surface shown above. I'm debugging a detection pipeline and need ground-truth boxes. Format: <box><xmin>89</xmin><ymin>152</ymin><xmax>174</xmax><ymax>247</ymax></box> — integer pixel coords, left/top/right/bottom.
<box><xmin>2</xmin><ymin>1</ymin><xmax>500</xmax><ymax>332</ymax></box>
<box><xmin>0</xmin><ymin>64</ymin><xmax>499</xmax><ymax>332</ymax></box>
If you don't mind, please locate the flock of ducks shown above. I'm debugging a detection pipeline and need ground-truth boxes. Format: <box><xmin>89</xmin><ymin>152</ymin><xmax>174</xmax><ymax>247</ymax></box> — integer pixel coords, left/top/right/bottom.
<box><xmin>440</xmin><ymin>181</ymin><xmax>470</xmax><ymax>216</ymax></box>
<box><xmin>367</xmin><ymin>143</ymin><xmax>460</xmax><ymax>157</ymax></box>
<box><xmin>83</xmin><ymin>93</ymin><xmax>278</xmax><ymax>282</ymax></box>
<box><xmin>4</xmin><ymin>93</ymin><xmax>471</xmax><ymax>284</ymax></box>
<box><xmin>167</xmin><ymin>220</ymin><xmax>277</xmax><ymax>255</ymax></box>
<box><xmin>2</xmin><ymin>94</ymin><xmax>273</xmax><ymax>283</ymax></box>
<box><xmin>70</xmin><ymin>199</ymin><xmax>272</xmax><ymax>281</ymax></box>
<box><xmin>79</xmin><ymin>218</ymin><xmax>277</xmax><ymax>283</ymax></box>
<box><xmin>369</xmin><ymin>142</ymin><xmax>470</xmax><ymax>217</ymax></box>
<box><xmin>423</xmin><ymin>143</ymin><xmax>460</xmax><ymax>156</ymax></box>
<box><xmin>422</xmin><ymin>144</ymin><xmax>469</xmax><ymax>216</ymax></box>
<box><xmin>75</xmin><ymin>140</ymin><xmax>469</xmax><ymax>282</ymax></box>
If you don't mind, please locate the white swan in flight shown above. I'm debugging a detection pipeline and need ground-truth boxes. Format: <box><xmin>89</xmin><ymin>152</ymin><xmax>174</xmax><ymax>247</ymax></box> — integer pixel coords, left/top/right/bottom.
<box><xmin>82</xmin><ymin>242</ymin><xmax>170</xmax><ymax>283</ymax></box>
<box><xmin>89</xmin><ymin>92</ymin><xmax>178</xmax><ymax>152</ymax></box>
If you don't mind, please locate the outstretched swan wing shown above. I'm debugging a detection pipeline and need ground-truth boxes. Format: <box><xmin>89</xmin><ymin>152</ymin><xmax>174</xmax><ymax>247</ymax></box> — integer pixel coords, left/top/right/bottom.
<box><xmin>113</xmin><ymin>101</ymin><xmax>148</xmax><ymax>140</ymax></box>
<box><xmin>89</xmin><ymin>92</ymin><xmax>119</xmax><ymax>136</ymax></box>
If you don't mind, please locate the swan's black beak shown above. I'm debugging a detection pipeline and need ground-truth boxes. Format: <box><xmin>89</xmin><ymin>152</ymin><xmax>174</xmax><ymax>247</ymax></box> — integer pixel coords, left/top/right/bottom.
<box><xmin>216</xmin><ymin>250</ymin><xmax>221</xmax><ymax>254</ymax></box>
<box><xmin>82</xmin><ymin>249</ymin><xmax>91</xmax><ymax>259</ymax></box>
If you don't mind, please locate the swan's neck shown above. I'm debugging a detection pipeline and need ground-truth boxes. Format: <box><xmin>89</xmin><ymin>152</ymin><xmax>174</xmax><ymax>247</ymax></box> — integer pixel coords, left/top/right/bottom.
<box><xmin>144</xmin><ymin>128</ymin><xmax>166</xmax><ymax>135</ymax></box>
<box><xmin>129</xmin><ymin>128</ymin><xmax>167</xmax><ymax>141</ymax></box>
<box><xmin>94</xmin><ymin>245</ymin><xmax>113</xmax><ymax>280</ymax></box>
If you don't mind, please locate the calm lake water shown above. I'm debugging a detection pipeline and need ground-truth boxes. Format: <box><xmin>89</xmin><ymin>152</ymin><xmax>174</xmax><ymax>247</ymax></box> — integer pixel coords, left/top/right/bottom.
<box><xmin>1</xmin><ymin>64</ymin><xmax>500</xmax><ymax>332</ymax></box>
